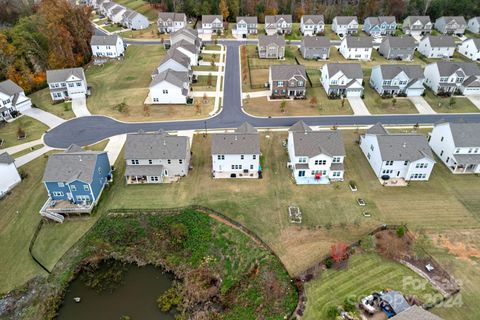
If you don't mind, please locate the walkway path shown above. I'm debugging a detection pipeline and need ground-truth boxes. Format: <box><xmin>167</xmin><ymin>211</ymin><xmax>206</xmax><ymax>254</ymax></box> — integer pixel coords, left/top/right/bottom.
<box><xmin>467</xmin><ymin>96</ymin><xmax>480</xmax><ymax>111</ymax></box>
<box><xmin>1</xmin><ymin>139</ymin><xmax>44</xmax><ymax>155</ymax></box>
<box><xmin>103</xmin><ymin>134</ymin><xmax>127</xmax><ymax>166</ymax></box>
<box><xmin>72</xmin><ymin>96</ymin><xmax>91</xmax><ymax>117</ymax></box>
<box><xmin>15</xmin><ymin>145</ymin><xmax>53</xmax><ymax>167</ymax></box>
<box><xmin>409</xmin><ymin>96</ymin><xmax>436</xmax><ymax>114</ymax></box>
<box><xmin>347</xmin><ymin>97</ymin><xmax>371</xmax><ymax>115</ymax></box>
<box><xmin>241</xmin><ymin>91</ymin><xmax>270</xmax><ymax>99</ymax></box>
<box><xmin>22</xmin><ymin>108</ymin><xmax>65</xmax><ymax>129</ymax></box>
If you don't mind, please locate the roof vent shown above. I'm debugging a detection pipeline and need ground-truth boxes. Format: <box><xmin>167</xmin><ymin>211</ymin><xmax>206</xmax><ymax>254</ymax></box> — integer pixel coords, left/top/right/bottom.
<box><xmin>234</xmin><ymin>135</ymin><xmax>238</xmax><ymax>141</ymax></box>
<box><xmin>403</xmin><ymin>142</ymin><xmax>407</xmax><ymax>148</ymax></box>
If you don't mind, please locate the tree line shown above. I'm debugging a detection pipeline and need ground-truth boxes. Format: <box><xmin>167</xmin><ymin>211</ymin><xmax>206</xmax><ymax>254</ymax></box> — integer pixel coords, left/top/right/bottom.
<box><xmin>0</xmin><ymin>0</ymin><xmax>93</xmax><ymax>93</ymax></box>
<box><xmin>147</xmin><ymin>0</ymin><xmax>480</xmax><ymax>23</ymax></box>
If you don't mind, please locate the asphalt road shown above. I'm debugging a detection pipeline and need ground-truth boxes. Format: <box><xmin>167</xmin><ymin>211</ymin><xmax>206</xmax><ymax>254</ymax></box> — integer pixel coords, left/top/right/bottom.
<box><xmin>44</xmin><ymin>39</ymin><xmax>480</xmax><ymax>148</ymax></box>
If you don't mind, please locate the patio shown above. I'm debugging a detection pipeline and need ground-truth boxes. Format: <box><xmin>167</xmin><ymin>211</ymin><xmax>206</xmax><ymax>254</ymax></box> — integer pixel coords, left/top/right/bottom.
<box><xmin>379</xmin><ymin>178</ymin><xmax>408</xmax><ymax>187</ymax></box>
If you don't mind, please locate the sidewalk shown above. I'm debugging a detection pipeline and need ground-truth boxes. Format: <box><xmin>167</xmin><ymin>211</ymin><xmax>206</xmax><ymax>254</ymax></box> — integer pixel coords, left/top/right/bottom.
<box><xmin>22</xmin><ymin>108</ymin><xmax>65</xmax><ymax>128</ymax></box>
<box><xmin>1</xmin><ymin>139</ymin><xmax>44</xmax><ymax>155</ymax></box>
<box><xmin>15</xmin><ymin>145</ymin><xmax>53</xmax><ymax>167</ymax></box>
<box><xmin>347</xmin><ymin>97</ymin><xmax>371</xmax><ymax>115</ymax></box>
<box><xmin>409</xmin><ymin>96</ymin><xmax>436</xmax><ymax>114</ymax></box>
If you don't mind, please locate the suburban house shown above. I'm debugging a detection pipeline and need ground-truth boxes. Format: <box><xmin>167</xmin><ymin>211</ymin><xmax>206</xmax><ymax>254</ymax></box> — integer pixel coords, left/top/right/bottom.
<box><xmin>234</xmin><ymin>16</ymin><xmax>258</xmax><ymax>37</ymax></box>
<box><xmin>153</xmin><ymin>49</ymin><xmax>192</xmax><ymax>78</ymax></box>
<box><xmin>300</xmin><ymin>15</ymin><xmax>325</xmax><ymax>36</ymax></box>
<box><xmin>321</xmin><ymin>63</ymin><xmax>364</xmax><ymax>97</ymax></box>
<box><xmin>170</xmin><ymin>28</ymin><xmax>202</xmax><ymax>48</ymax></box>
<box><xmin>211</xmin><ymin>122</ymin><xmax>261</xmax><ymax>179</ymax></box>
<box><xmin>46</xmin><ymin>67</ymin><xmax>88</xmax><ymax>101</ymax></box>
<box><xmin>40</xmin><ymin>145</ymin><xmax>112</xmax><ymax>222</ymax></box>
<box><xmin>370</xmin><ymin>64</ymin><xmax>425</xmax><ymax>97</ymax></box>
<box><xmin>434</xmin><ymin>16</ymin><xmax>467</xmax><ymax>35</ymax></box>
<box><xmin>122</xmin><ymin>9</ymin><xmax>149</xmax><ymax>30</ymax></box>
<box><xmin>124</xmin><ymin>131</ymin><xmax>191</xmax><ymax>183</ymax></box>
<box><xmin>269</xmin><ymin>65</ymin><xmax>307</xmax><ymax>99</ymax></box>
<box><xmin>110</xmin><ymin>5</ymin><xmax>127</xmax><ymax>24</ymax></box>
<box><xmin>359</xmin><ymin>123</ymin><xmax>435</xmax><ymax>183</ymax></box>
<box><xmin>363</xmin><ymin>16</ymin><xmax>396</xmax><ymax>36</ymax></box>
<box><xmin>201</xmin><ymin>15</ymin><xmax>223</xmax><ymax>34</ymax></box>
<box><xmin>0</xmin><ymin>80</ymin><xmax>32</xmax><ymax>121</ymax></box>
<box><xmin>287</xmin><ymin>121</ymin><xmax>346</xmax><ymax>184</ymax></box>
<box><xmin>458</xmin><ymin>38</ymin><xmax>480</xmax><ymax>61</ymax></box>
<box><xmin>378</xmin><ymin>36</ymin><xmax>416</xmax><ymax>60</ymax></box>
<box><xmin>0</xmin><ymin>152</ymin><xmax>21</xmax><ymax>198</ymax></box>
<box><xmin>100</xmin><ymin>1</ymin><xmax>116</xmax><ymax>17</ymax></box>
<box><xmin>402</xmin><ymin>16</ymin><xmax>433</xmax><ymax>36</ymax></box>
<box><xmin>90</xmin><ymin>35</ymin><xmax>125</xmax><ymax>58</ymax></box>
<box><xmin>467</xmin><ymin>17</ymin><xmax>480</xmax><ymax>33</ymax></box>
<box><xmin>170</xmin><ymin>40</ymin><xmax>199</xmax><ymax>65</ymax></box>
<box><xmin>331</xmin><ymin>16</ymin><xmax>359</xmax><ymax>37</ymax></box>
<box><xmin>257</xmin><ymin>35</ymin><xmax>285</xmax><ymax>59</ymax></box>
<box><xmin>300</xmin><ymin>36</ymin><xmax>331</xmax><ymax>60</ymax></box>
<box><xmin>424</xmin><ymin>61</ymin><xmax>480</xmax><ymax>95</ymax></box>
<box><xmin>390</xmin><ymin>305</ymin><xmax>443</xmax><ymax>320</ymax></box>
<box><xmin>339</xmin><ymin>36</ymin><xmax>373</xmax><ymax>60</ymax></box>
<box><xmin>429</xmin><ymin>121</ymin><xmax>480</xmax><ymax>174</ymax></box>
<box><xmin>157</xmin><ymin>12</ymin><xmax>186</xmax><ymax>33</ymax></box>
<box><xmin>149</xmin><ymin>69</ymin><xmax>189</xmax><ymax>104</ymax></box>
<box><xmin>265</xmin><ymin>15</ymin><xmax>292</xmax><ymax>35</ymax></box>
<box><xmin>418</xmin><ymin>35</ymin><xmax>456</xmax><ymax>59</ymax></box>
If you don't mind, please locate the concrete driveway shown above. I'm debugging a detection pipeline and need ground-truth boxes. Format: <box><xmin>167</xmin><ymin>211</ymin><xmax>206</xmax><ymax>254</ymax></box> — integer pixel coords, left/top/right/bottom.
<box><xmin>467</xmin><ymin>96</ymin><xmax>480</xmax><ymax>111</ymax></box>
<box><xmin>409</xmin><ymin>96</ymin><xmax>436</xmax><ymax>114</ymax></box>
<box><xmin>22</xmin><ymin>108</ymin><xmax>65</xmax><ymax>128</ymax></box>
<box><xmin>72</xmin><ymin>96</ymin><xmax>91</xmax><ymax>117</ymax></box>
<box><xmin>103</xmin><ymin>134</ymin><xmax>126</xmax><ymax>165</ymax></box>
<box><xmin>347</xmin><ymin>97</ymin><xmax>371</xmax><ymax>115</ymax></box>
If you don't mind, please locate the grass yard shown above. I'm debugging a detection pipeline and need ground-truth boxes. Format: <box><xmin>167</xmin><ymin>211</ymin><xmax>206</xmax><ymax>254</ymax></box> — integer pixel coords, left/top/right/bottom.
<box><xmin>103</xmin><ymin>23</ymin><xmax>125</xmax><ymax>33</ymax></box>
<box><xmin>200</xmin><ymin>53</ymin><xmax>220</xmax><ymax>63</ymax></box>
<box><xmin>423</xmin><ymin>90</ymin><xmax>479</xmax><ymax>113</ymax></box>
<box><xmin>302</xmin><ymin>253</ymin><xmax>439</xmax><ymax>319</ymax></box>
<box><xmin>0</xmin><ymin>117</ymin><xmax>48</xmax><ymax>148</ymax></box>
<box><xmin>246</xmin><ymin>45</ymin><xmax>296</xmax><ymax>69</ymax></box>
<box><xmin>363</xmin><ymin>80</ymin><xmax>419</xmax><ymax>114</ymax></box>
<box><xmin>243</xmin><ymin>87</ymin><xmax>353</xmax><ymax>116</ymax></box>
<box><xmin>125</xmin><ymin>23</ymin><xmax>168</xmax><ymax>39</ymax></box>
<box><xmin>145</xmin><ymin>97</ymin><xmax>215</xmax><ymax>120</ymax></box>
<box><xmin>114</xmin><ymin>0</ymin><xmax>158</xmax><ymax>21</ymax></box>
<box><xmin>285</xmin><ymin>23</ymin><xmax>302</xmax><ymax>40</ymax></box>
<box><xmin>29</xmin><ymin>89</ymin><xmax>75</xmax><ymax>120</ymax></box>
<box><xmin>192</xmin><ymin>75</ymin><xmax>218</xmax><ymax>91</ymax></box>
<box><xmin>193</xmin><ymin>65</ymin><xmax>218</xmax><ymax>72</ymax></box>
<box><xmin>203</xmin><ymin>44</ymin><xmax>221</xmax><ymax>51</ymax></box>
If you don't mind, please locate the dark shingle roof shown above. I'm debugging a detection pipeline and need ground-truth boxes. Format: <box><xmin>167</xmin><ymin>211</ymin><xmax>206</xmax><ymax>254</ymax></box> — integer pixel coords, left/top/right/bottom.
<box><xmin>158</xmin><ymin>12</ymin><xmax>186</xmax><ymax>22</ymax></box>
<box><xmin>302</xmin><ymin>15</ymin><xmax>324</xmax><ymax>24</ymax></box>
<box><xmin>202</xmin><ymin>15</ymin><xmax>222</xmax><ymax>24</ymax></box>
<box><xmin>125</xmin><ymin>131</ymin><xmax>189</xmax><ymax>159</ymax></box>
<box><xmin>270</xmin><ymin>64</ymin><xmax>306</xmax><ymax>81</ymax></box>
<box><xmin>291</xmin><ymin>123</ymin><xmax>346</xmax><ymax>157</ymax></box>
<box><xmin>302</xmin><ymin>36</ymin><xmax>330</xmax><ymax>48</ymax></box>
<box><xmin>326</xmin><ymin>63</ymin><xmax>363</xmax><ymax>79</ymax></box>
<box><xmin>211</xmin><ymin>123</ymin><xmax>260</xmax><ymax>155</ymax></box>
<box><xmin>150</xmin><ymin>69</ymin><xmax>188</xmax><ymax>89</ymax></box>
<box><xmin>435</xmin><ymin>61</ymin><xmax>480</xmax><ymax>77</ymax></box>
<box><xmin>334</xmin><ymin>16</ymin><xmax>358</xmax><ymax>25</ymax></box>
<box><xmin>0</xmin><ymin>152</ymin><xmax>14</xmax><ymax>165</ymax></box>
<box><xmin>258</xmin><ymin>34</ymin><xmax>285</xmax><ymax>47</ymax></box>
<box><xmin>390</xmin><ymin>306</ymin><xmax>443</xmax><ymax>320</ymax></box>
<box><xmin>378</xmin><ymin>64</ymin><xmax>424</xmax><ymax>80</ymax></box>
<box><xmin>91</xmin><ymin>35</ymin><xmax>120</xmax><ymax>46</ymax></box>
<box><xmin>382</xmin><ymin>36</ymin><xmax>416</xmax><ymax>48</ymax></box>
<box><xmin>405</xmin><ymin>16</ymin><xmax>431</xmax><ymax>25</ymax></box>
<box><xmin>422</xmin><ymin>35</ymin><xmax>455</xmax><ymax>47</ymax></box>
<box><xmin>0</xmin><ymin>80</ymin><xmax>23</xmax><ymax>96</ymax></box>
<box><xmin>46</xmin><ymin>68</ymin><xmax>85</xmax><ymax>83</ymax></box>
<box><xmin>344</xmin><ymin>36</ymin><xmax>373</xmax><ymax>48</ymax></box>
<box><xmin>445</xmin><ymin>122</ymin><xmax>480</xmax><ymax>147</ymax></box>
<box><xmin>236</xmin><ymin>16</ymin><xmax>257</xmax><ymax>24</ymax></box>
<box><xmin>436</xmin><ymin>16</ymin><xmax>466</xmax><ymax>26</ymax></box>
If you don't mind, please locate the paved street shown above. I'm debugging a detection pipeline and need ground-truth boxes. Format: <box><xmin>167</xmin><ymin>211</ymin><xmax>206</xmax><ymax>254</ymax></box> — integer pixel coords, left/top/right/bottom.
<box><xmin>43</xmin><ymin>40</ymin><xmax>480</xmax><ymax>149</ymax></box>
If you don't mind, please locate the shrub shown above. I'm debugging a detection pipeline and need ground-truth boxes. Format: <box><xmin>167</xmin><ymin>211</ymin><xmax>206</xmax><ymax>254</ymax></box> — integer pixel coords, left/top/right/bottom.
<box><xmin>157</xmin><ymin>287</ymin><xmax>182</xmax><ymax>312</ymax></box>
<box><xmin>360</xmin><ymin>235</ymin><xmax>374</xmax><ymax>250</ymax></box>
<box><xmin>326</xmin><ymin>305</ymin><xmax>339</xmax><ymax>319</ymax></box>
<box><xmin>325</xmin><ymin>257</ymin><xmax>333</xmax><ymax>269</ymax></box>
<box><xmin>343</xmin><ymin>297</ymin><xmax>357</xmax><ymax>312</ymax></box>
<box><xmin>396</xmin><ymin>225</ymin><xmax>406</xmax><ymax>238</ymax></box>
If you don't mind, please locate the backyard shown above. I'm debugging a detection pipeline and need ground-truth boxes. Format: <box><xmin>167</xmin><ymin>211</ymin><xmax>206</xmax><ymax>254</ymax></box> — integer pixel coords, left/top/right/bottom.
<box><xmin>0</xmin><ymin>117</ymin><xmax>49</xmax><ymax>148</ymax></box>
<box><xmin>114</xmin><ymin>0</ymin><xmax>158</xmax><ymax>20</ymax></box>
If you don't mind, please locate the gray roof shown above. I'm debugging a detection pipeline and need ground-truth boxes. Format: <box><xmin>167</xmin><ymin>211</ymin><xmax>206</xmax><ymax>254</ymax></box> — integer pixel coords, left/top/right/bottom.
<box><xmin>159</xmin><ymin>48</ymin><xmax>190</xmax><ymax>68</ymax></box>
<box><xmin>344</xmin><ymin>36</ymin><xmax>373</xmax><ymax>48</ymax></box>
<box><xmin>382</xmin><ymin>36</ymin><xmax>416</xmax><ymax>48</ymax></box>
<box><xmin>405</xmin><ymin>16</ymin><xmax>431</xmax><ymax>25</ymax></box>
<box><xmin>436</xmin><ymin>16</ymin><xmax>466</xmax><ymax>26</ymax></box>
<box><xmin>326</xmin><ymin>63</ymin><xmax>363</xmax><ymax>79</ymax></box>
<box><xmin>43</xmin><ymin>145</ymin><xmax>106</xmax><ymax>183</ymax></box>
<box><xmin>302</xmin><ymin>35</ymin><xmax>330</xmax><ymax>48</ymax></box>
<box><xmin>270</xmin><ymin>64</ymin><xmax>306</xmax><ymax>81</ymax></box>
<box><xmin>390</xmin><ymin>306</ymin><xmax>443</xmax><ymax>320</ymax></box>
<box><xmin>125</xmin><ymin>164</ymin><xmax>164</xmax><ymax>177</ymax></box>
<box><xmin>150</xmin><ymin>69</ymin><xmax>188</xmax><ymax>89</ymax></box>
<box><xmin>464</xmin><ymin>38</ymin><xmax>480</xmax><ymax>48</ymax></box>
<box><xmin>367</xmin><ymin>124</ymin><xmax>434</xmax><ymax>161</ymax></box>
<box><xmin>158</xmin><ymin>12</ymin><xmax>186</xmax><ymax>22</ymax></box>
<box><xmin>125</xmin><ymin>131</ymin><xmax>189</xmax><ymax>160</ymax></box>
<box><xmin>202</xmin><ymin>15</ymin><xmax>222</xmax><ymax>24</ymax></box>
<box><xmin>444</xmin><ymin>122</ymin><xmax>480</xmax><ymax>147</ymax></box>
<box><xmin>111</xmin><ymin>5</ymin><xmax>126</xmax><ymax>15</ymax></box>
<box><xmin>0</xmin><ymin>80</ymin><xmax>23</xmax><ymax>96</ymax></box>
<box><xmin>434</xmin><ymin>61</ymin><xmax>480</xmax><ymax>77</ymax></box>
<box><xmin>365</xmin><ymin>16</ymin><xmax>396</xmax><ymax>25</ymax></box>
<box><xmin>422</xmin><ymin>35</ymin><xmax>455</xmax><ymax>47</ymax></box>
<box><xmin>334</xmin><ymin>16</ymin><xmax>358</xmax><ymax>25</ymax></box>
<box><xmin>0</xmin><ymin>152</ymin><xmax>14</xmax><ymax>165</ymax></box>
<box><xmin>91</xmin><ymin>34</ymin><xmax>120</xmax><ymax>46</ymax></box>
<box><xmin>171</xmin><ymin>40</ymin><xmax>197</xmax><ymax>54</ymax></box>
<box><xmin>290</xmin><ymin>121</ymin><xmax>346</xmax><ymax>157</ymax></box>
<box><xmin>170</xmin><ymin>28</ymin><xmax>200</xmax><ymax>47</ymax></box>
<box><xmin>102</xmin><ymin>2</ymin><xmax>116</xmax><ymax>10</ymax></box>
<box><xmin>380</xmin><ymin>291</ymin><xmax>410</xmax><ymax>315</ymax></box>
<box><xmin>265</xmin><ymin>15</ymin><xmax>292</xmax><ymax>25</ymax></box>
<box><xmin>302</xmin><ymin>15</ymin><xmax>324</xmax><ymax>24</ymax></box>
<box><xmin>378</xmin><ymin>64</ymin><xmax>424</xmax><ymax>80</ymax></box>
<box><xmin>46</xmin><ymin>67</ymin><xmax>85</xmax><ymax>83</ymax></box>
<box><xmin>258</xmin><ymin>34</ymin><xmax>285</xmax><ymax>47</ymax></box>
<box><xmin>211</xmin><ymin>122</ymin><xmax>260</xmax><ymax>155</ymax></box>
<box><xmin>453</xmin><ymin>153</ymin><xmax>480</xmax><ymax>164</ymax></box>
<box><xmin>236</xmin><ymin>16</ymin><xmax>257</xmax><ymax>24</ymax></box>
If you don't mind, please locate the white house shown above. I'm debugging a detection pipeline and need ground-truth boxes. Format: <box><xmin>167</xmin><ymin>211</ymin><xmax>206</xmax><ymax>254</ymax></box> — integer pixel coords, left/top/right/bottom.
<box><xmin>170</xmin><ymin>28</ymin><xmax>202</xmax><ymax>49</ymax></box>
<box><xmin>110</xmin><ymin>5</ymin><xmax>127</xmax><ymax>24</ymax></box>
<box><xmin>434</xmin><ymin>16</ymin><xmax>467</xmax><ymax>35</ymax></box>
<box><xmin>321</xmin><ymin>63</ymin><xmax>364</xmax><ymax>97</ymax></box>
<box><xmin>46</xmin><ymin>68</ymin><xmax>88</xmax><ymax>101</ymax></box>
<box><xmin>234</xmin><ymin>16</ymin><xmax>258</xmax><ymax>37</ymax></box>
<box><xmin>300</xmin><ymin>15</ymin><xmax>325</xmax><ymax>36</ymax></box>
<box><xmin>359</xmin><ymin>123</ymin><xmax>435</xmax><ymax>183</ymax></box>
<box><xmin>287</xmin><ymin>121</ymin><xmax>346</xmax><ymax>184</ymax></box>
<box><xmin>458</xmin><ymin>38</ymin><xmax>480</xmax><ymax>61</ymax></box>
<box><xmin>331</xmin><ymin>16</ymin><xmax>358</xmax><ymax>37</ymax></box>
<box><xmin>370</xmin><ymin>64</ymin><xmax>425</xmax><ymax>97</ymax></box>
<box><xmin>152</xmin><ymin>49</ymin><xmax>191</xmax><ymax>77</ymax></box>
<box><xmin>201</xmin><ymin>15</ymin><xmax>223</xmax><ymax>34</ymax></box>
<box><xmin>149</xmin><ymin>69</ymin><xmax>189</xmax><ymax>104</ymax></box>
<box><xmin>0</xmin><ymin>80</ymin><xmax>32</xmax><ymax>121</ymax></box>
<box><xmin>122</xmin><ymin>10</ymin><xmax>149</xmax><ymax>30</ymax></box>
<box><xmin>339</xmin><ymin>36</ymin><xmax>373</xmax><ymax>60</ymax></box>
<box><xmin>171</xmin><ymin>41</ymin><xmax>199</xmax><ymax>65</ymax></box>
<box><xmin>157</xmin><ymin>12</ymin><xmax>186</xmax><ymax>33</ymax></box>
<box><xmin>418</xmin><ymin>35</ymin><xmax>456</xmax><ymax>59</ymax></box>
<box><xmin>0</xmin><ymin>152</ymin><xmax>21</xmax><ymax>198</ymax></box>
<box><xmin>264</xmin><ymin>15</ymin><xmax>292</xmax><ymax>35</ymax></box>
<box><xmin>402</xmin><ymin>16</ymin><xmax>433</xmax><ymax>37</ymax></box>
<box><xmin>424</xmin><ymin>62</ymin><xmax>480</xmax><ymax>95</ymax></box>
<box><xmin>211</xmin><ymin>123</ymin><xmax>261</xmax><ymax>179</ymax></box>
<box><xmin>428</xmin><ymin>122</ymin><xmax>480</xmax><ymax>174</ymax></box>
<box><xmin>90</xmin><ymin>35</ymin><xmax>125</xmax><ymax>58</ymax></box>
<box><xmin>467</xmin><ymin>17</ymin><xmax>480</xmax><ymax>33</ymax></box>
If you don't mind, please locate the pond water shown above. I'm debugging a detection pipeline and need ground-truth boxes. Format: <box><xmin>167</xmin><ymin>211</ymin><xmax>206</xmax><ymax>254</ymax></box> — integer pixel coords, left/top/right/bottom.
<box><xmin>58</xmin><ymin>262</ymin><xmax>175</xmax><ymax>320</ymax></box>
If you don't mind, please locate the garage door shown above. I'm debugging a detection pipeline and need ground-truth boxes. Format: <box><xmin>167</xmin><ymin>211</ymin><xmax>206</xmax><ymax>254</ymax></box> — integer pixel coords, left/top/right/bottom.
<box><xmin>346</xmin><ymin>89</ymin><xmax>362</xmax><ymax>97</ymax></box>
<box><xmin>406</xmin><ymin>88</ymin><xmax>424</xmax><ymax>97</ymax></box>
<box><xmin>463</xmin><ymin>88</ymin><xmax>480</xmax><ymax>95</ymax></box>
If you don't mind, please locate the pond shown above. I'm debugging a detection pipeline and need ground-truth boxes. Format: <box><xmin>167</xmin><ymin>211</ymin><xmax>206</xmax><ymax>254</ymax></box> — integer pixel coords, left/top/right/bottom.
<box><xmin>58</xmin><ymin>261</ymin><xmax>175</xmax><ymax>320</ymax></box>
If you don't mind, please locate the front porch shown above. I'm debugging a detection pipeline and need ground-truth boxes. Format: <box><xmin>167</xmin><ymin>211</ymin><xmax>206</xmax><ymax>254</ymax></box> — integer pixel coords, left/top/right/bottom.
<box><xmin>450</xmin><ymin>164</ymin><xmax>479</xmax><ymax>174</ymax></box>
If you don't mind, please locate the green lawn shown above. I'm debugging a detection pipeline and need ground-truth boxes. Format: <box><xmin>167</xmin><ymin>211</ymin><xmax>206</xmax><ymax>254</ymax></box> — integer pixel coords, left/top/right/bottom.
<box><xmin>29</xmin><ymin>89</ymin><xmax>75</xmax><ymax>120</ymax></box>
<box><xmin>103</xmin><ymin>23</ymin><xmax>125</xmax><ymax>33</ymax></box>
<box><xmin>302</xmin><ymin>253</ymin><xmax>439</xmax><ymax>319</ymax></box>
<box><xmin>200</xmin><ymin>53</ymin><xmax>220</xmax><ymax>63</ymax></box>
<box><xmin>114</xmin><ymin>0</ymin><xmax>158</xmax><ymax>21</ymax></box>
<box><xmin>193</xmin><ymin>65</ymin><xmax>218</xmax><ymax>71</ymax></box>
<box><xmin>203</xmin><ymin>44</ymin><xmax>221</xmax><ymax>51</ymax></box>
<box><xmin>363</xmin><ymin>79</ymin><xmax>419</xmax><ymax>114</ymax></box>
<box><xmin>423</xmin><ymin>90</ymin><xmax>479</xmax><ymax>113</ymax></box>
<box><xmin>0</xmin><ymin>117</ymin><xmax>48</xmax><ymax>148</ymax></box>
<box><xmin>285</xmin><ymin>23</ymin><xmax>302</xmax><ymax>40</ymax></box>
<box><xmin>192</xmin><ymin>75</ymin><xmax>218</xmax><ymax>91</ymax></box>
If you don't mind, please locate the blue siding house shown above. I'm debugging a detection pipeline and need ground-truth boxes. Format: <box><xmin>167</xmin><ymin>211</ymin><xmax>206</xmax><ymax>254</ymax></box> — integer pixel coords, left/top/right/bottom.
<box><xmin>40</xmin><ymin>145</ymin><xmax>111</xmax><ymax>222</ymax></box>
<box><xmin>363</xmin><ymin>16</ymin><xmax>397</xmax><ymax>36</ymax></box>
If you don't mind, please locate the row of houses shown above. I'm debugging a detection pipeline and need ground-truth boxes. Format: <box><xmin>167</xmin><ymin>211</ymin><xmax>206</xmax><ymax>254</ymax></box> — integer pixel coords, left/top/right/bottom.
<box><xmin>31</xmin><ymin>120</ymin><xmax>479</xmax><ymax>221</ymax></box>
<box><xmin>266</xmin><ymin>60</ymin><xmax>480</xmax><ymax>99</ymax></box>
<box><xmin>90</xmin><ymin>0</ymin><xmax>149</xmax><ymax>30</ymax></box>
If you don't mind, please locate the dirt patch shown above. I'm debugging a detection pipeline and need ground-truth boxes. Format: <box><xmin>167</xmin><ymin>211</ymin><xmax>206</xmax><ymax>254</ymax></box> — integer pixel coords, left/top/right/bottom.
<box><xmin>432</xmin><ymin>234</ymin><xmax>480</xmax><ymax>262</ymax></box>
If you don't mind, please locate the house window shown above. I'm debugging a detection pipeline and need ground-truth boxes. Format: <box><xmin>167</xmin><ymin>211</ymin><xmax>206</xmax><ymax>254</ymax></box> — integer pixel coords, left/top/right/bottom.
<box><xmin>404</xmin><ymin>161</ymin><xmax>408</xmax><ymax>165</ymax></box>
<box><xmin>455</xmin><ymin>149</ymin><xmax>460</xmax><ymax>153</ymax></box>
<box><xmin>162</xmin><ymin>89</ymin><xmax>169</xmax><ymax>94</ymax></box>
<box><xmin>250</xmin><ymin>165</ymin><xmax>254</xmax><ymax>170</ymax></box>
<box><xmin>240</xmin><ymin>155</ymin><xmax>244</xmax><ymax>160</ymax></box>
<box><xmin>153</xmin><ymin>98</ymin><xmax>159</xmax><ymax>102</ymax></box>
<box><xmin>440</xmin><ymin>136</ymin><xmax>444</xmax><ymax>142</ymax></box>
<box><xmin>150</xmin><ymin>176</ymin><xmax>159</xmax><ymax>182</ymax></box>
<box><xmin>179</xmin><ymin>159</ymin><xmax>183</xmax><ymax>164</ymax></box>
<box><xmin>70</xmin><ymin>185</ymin><xmax>77</xmax><ymax>191</ymax></box>
<box><xmin>440</xmin><ymin>150</ymin><xmax>444</xmax><ymax>156</ymax></box>
<box><xmin>167</xmin><ymin>159</ymin><xmax>171</xmax><ymax>164</ymax></box>
<box><xmin>446</xmin><ymin>157</ymin><xmax>449</xmax><ymax>163</ymax></box>
<box><xmin>253</xmin><ymin>155</ymin><xmax>256</xmax><ymax>160</ymax></box>
<box><xmin>298</xmin><ymin>81</ymin><xmax>304</xmax><ymax>87</ymax></box>
<box><xmin>298</xmin><ymin>170</ymin><xmax>305</xmax><ymax>177</ymax></box>
<box><xmin>58</xmin><ymin>182</ymin><xmax>64</xmax><ymax>187</ymax></box>
<box><xmin>277</xmin><ymin>81</ymin><xmax>284</xmax><ymax>86</ymax></box>
<box><xmin>76</xmin><ymin>82</ymin><xmax>82</xmax><ymax>87</ymax></box>
<box><xmin>332</xmin><ymin>157</ymin><xmax>340</xmax><ymax>163</ymax></box>
<box><xmin>475</xmin><ymin>148</ymin><xmax>479</xmax><ymax>153</ymax></box>
<box><xmin>385</xmin><ymin>161</ymin><xmax>394</xmax><ymax>166</ymax></box>
<box><xmin>68</xmin><ymin>83</ymin><xmax>74</xmax><ymax>87</ymax></box>
<box><xmin>367</xmin><ymin>153</ymin><xmax>371</xmax><ymax>159</ymax></box>
<box><xmin>468</xmin><ymin>148</ymin><xmax>473</xmax><ymax>153</ymax></box>
<box><xmin>52</xmin><ymin>191</ymin><xmax>64</xmax><ymax>197</ymax></box>
<box><xmin>370</xmin><ymin>144</ymin><xmax>374</xmax><ymax>151</ymax></box>
<box><xmin>83</xmin><ymin>185</ymin><xmax>90</xmax><ymax>191</ymax></box>
<box><xmin>217</xmin><ymin>155</ymin><xmax>225</xmax><ymax>160</ymax></box>
<box><xmin>131</xmin><ymin>159</ymin><xmax>139</xmax><ymax>165</ymax></box>
<box><xmin>299</xmin><ymin>157</ymin><xmax>307</xmax><ymax>163</ymax></box>
<box><xmin>314</xmin><ymin>160</ymin><xmax>327</xmax><ymax>165</ymax></box>
<box><xmin>333</xmin><ymin>171</ymin><xmax>340</xmax><ymax>177</ymax></box>
<box><xmin>149</xmin><ymin>160</ymin><xmax>153</xmax><ymax>164</ymax></box>
<box><xmin>415</xmin><ymin>163</ymin><xmax>428</xmax><ymax>168</ymax></box>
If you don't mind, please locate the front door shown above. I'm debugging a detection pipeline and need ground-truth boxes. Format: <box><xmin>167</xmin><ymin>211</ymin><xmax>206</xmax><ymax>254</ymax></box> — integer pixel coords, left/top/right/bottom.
<box><xmin>397</xmin><ymin>171</ymin><xmax>400</xmax><ymax>177</ymax></box>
